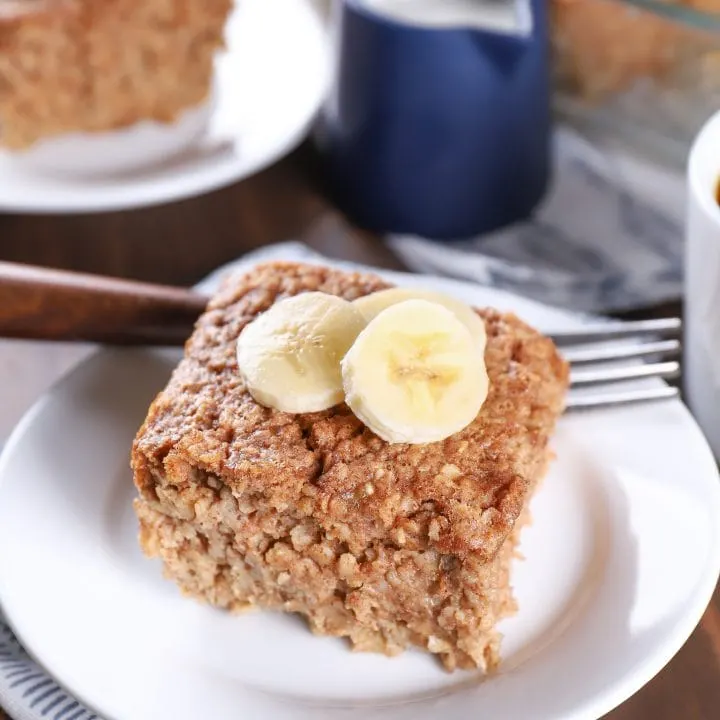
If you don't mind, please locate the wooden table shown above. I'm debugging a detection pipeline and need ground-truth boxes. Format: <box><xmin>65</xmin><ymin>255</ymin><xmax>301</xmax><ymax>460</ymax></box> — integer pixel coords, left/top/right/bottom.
<box><xmin>0</xmin><ymin>144</ymin><xmax>718</xmax><ymax>720</ymax></box>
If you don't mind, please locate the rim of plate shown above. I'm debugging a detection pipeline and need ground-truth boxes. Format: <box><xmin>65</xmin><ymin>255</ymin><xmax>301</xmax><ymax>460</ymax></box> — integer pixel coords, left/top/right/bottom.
<box><xmin>0</xmin><ymin>271</ymin><xmax>718</xmax><ymax>720</ymax></box>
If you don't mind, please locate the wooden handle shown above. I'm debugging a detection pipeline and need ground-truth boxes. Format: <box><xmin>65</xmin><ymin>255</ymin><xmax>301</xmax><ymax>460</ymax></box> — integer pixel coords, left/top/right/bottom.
<box><xmin>0</xmin><ymin>261</ymin><xmax>209</xmax><ymax>345</ymax></box>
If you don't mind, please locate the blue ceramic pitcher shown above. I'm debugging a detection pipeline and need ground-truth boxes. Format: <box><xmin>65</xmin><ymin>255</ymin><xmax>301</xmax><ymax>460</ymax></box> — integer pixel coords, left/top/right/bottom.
<box><xmin>315</xmin><ymin>0</ymin><xmax>551</xmax><ymax>240</ymax></box>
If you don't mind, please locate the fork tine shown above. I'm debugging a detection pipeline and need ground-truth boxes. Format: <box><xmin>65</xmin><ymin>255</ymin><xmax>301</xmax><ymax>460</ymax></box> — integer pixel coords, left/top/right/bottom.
<box><xmin>565</xmin><ymin>385</ymin><xmax>679</xmax><ymax>411</ymax></box>
<box><xmin>570</xmin><ymin>361</ymin><xmax>680</xmax><ymax>386</ymax></box>
<box><xmin>550</xmin><ymin>318</ymin><xmax>681</xmax><ymax>346</ymax></box>
<box><xmin>558</xmin><ymin>317</ymin><xmax>683</xmax><ymax>411</ymax></box>
<box><xmin>563</xmin><ymin>339</ymin><xmax>680</xmax><ymax>365</ymax></box>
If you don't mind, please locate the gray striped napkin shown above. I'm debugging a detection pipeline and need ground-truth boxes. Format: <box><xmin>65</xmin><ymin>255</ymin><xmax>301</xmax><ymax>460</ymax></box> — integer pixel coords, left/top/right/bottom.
<box><xmin>0</xmin><ymin>612</ymin><xmax>97</xmax><ymax>720</ymax></box>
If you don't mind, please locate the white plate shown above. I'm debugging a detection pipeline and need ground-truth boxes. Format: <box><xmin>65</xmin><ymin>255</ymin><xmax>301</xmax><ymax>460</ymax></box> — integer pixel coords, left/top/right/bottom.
<box><xmin>0</xmin><ymin>269</ymin><xmax>719</xmax><ymax>720</ymax></box>
<box><xmin>0</xmin><ymin>0</ymin><xmax>329</xmax><ymax>213</ymax></box>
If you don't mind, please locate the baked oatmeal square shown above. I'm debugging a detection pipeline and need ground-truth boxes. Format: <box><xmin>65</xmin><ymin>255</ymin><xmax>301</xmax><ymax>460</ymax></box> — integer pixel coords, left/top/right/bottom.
<box><xmin>131</xmin><ymin>261</ymin><xmax>568</xmax><ymax>671</ymax></box>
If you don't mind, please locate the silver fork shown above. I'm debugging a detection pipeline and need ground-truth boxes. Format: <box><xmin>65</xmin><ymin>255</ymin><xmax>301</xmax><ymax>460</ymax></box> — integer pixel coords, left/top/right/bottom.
<box><xmin>548</xmin><ymin>318</ymin><xmax>682</xmax><ymax>411</ymax></box>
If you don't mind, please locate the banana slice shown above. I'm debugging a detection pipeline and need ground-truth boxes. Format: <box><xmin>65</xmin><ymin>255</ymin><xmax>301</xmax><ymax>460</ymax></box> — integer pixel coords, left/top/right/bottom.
<box><xmin>342</xmin><ymin>299</ymin><xmax>489</xmax><ymax>444</ymax></box>
<box><xmin>236</xmin><ymin>292</ymin><xmax>366</xmax><ymax>413</ymax></box>
<box><xmin>353</xmin><ymin>287</ymin><xmax>486</xmax><ymax>352</ymax></box>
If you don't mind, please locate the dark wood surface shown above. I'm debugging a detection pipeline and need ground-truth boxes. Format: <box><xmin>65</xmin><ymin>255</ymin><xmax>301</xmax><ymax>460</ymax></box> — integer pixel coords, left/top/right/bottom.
<box><xmin>0</xmin><ymin>144</ymin><xmax>717</xmax><ymax>720</ymax></box>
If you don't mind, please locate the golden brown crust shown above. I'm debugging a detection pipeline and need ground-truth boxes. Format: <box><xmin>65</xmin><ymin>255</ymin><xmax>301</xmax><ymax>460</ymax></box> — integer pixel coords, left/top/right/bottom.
<box><xmin>132</xmin><ymin>261</ymin><xmax>569</xmax><ymax>564</ymax></box>
<box><xmin>0</xmin><ymin>0</ymin><xmax>232</xmax><ymax>148</ymax></box>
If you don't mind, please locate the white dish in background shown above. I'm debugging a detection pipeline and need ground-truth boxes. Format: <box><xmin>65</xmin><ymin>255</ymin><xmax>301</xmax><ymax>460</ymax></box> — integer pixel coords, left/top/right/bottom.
<box><xmin>14</xmin><ymin>95</ymin><xmax>216</xmax><ymax>178</ymax></box>
<box><xmin>0</xmin><ymin>269</ymin><xmax>719</xmax><ymax>720</ymax></box>
<box><xmin>0</xmin><ymin>0</ymin><xmax>329</xmax><ymax>213</ymax></box>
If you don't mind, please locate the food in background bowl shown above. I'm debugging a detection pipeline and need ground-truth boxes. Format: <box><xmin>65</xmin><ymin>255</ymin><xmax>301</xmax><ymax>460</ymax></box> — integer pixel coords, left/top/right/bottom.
<box><xmin>0</xmin><ymin>0</ymin><xmax>231</xmax><ymax>173</ymax></box>
<box><xmin>552</xmin><ymin>0</ymin><xmax>720</xmax><ymax>161</ymax></box>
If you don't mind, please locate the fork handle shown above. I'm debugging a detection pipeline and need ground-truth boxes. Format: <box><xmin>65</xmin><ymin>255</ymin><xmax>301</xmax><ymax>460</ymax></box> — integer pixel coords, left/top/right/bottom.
<box><xmin>0</xmin><ymin>261</ymin><xmax>208</xmax><ymax>345</ymax></box>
